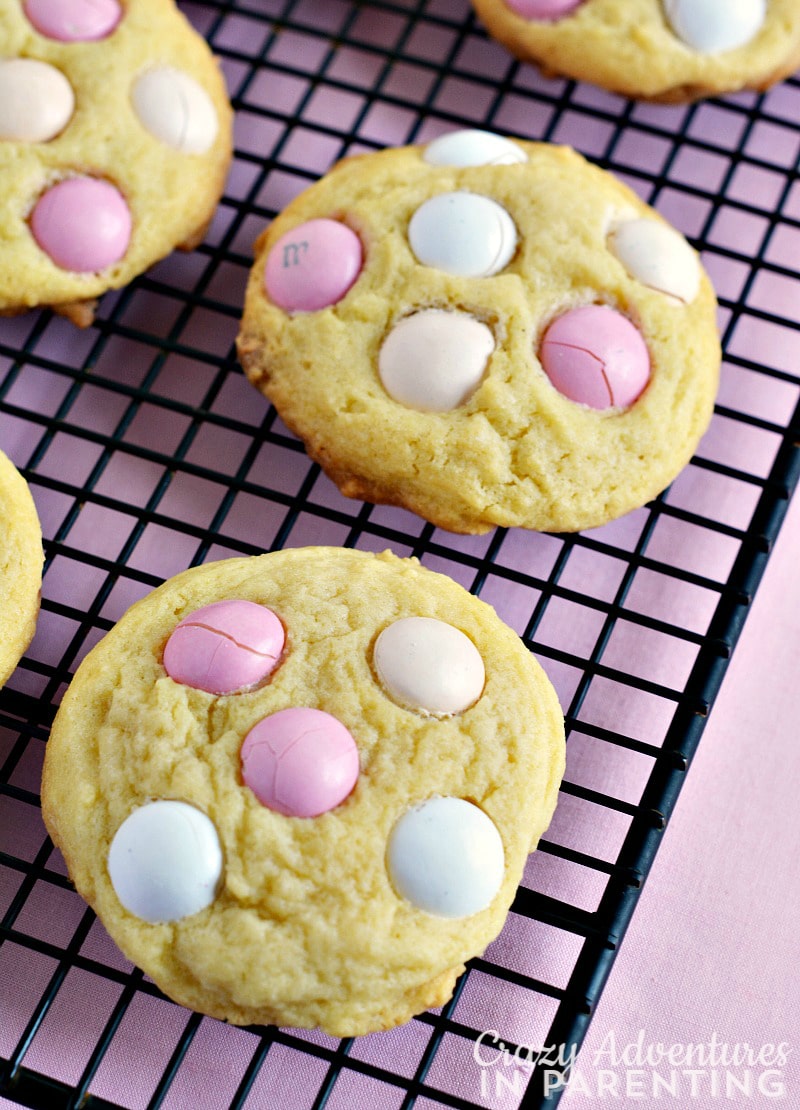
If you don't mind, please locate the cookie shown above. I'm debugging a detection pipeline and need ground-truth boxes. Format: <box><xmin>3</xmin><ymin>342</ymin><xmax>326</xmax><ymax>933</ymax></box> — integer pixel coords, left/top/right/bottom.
<box><xmin>0</xmin><ymin>0</ymin><xmax>232</xmax><ymax>326</ymax></box>
<box><xmin>237</xmin><ymin>133</ymin><xmax>720</xmax><ymax>535</ymax></box>
<box><xmin>470</xmin><ymin>0</ymin><xmax>800</xmax><ymax>102</ymax></box>
<box><xmin>0</xmin><ymin>449</ymin><xmax>43</xmax><ymax>686</ymax></box>
<box><xmin>41</xmin><ymin>547</ymin><xmax>565</xmax><ymax>1035</ymax></box>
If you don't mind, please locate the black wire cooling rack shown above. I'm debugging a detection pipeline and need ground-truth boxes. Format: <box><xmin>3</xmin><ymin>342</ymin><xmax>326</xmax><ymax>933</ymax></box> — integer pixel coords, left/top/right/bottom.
<box><xmin>2</xmin><ymin>2</ymin><xmax>800</xmax><ymax>1108</ymax></box>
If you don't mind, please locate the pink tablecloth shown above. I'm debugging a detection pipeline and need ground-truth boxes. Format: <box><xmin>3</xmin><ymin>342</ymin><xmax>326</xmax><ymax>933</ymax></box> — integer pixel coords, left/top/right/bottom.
<box><xmin>561</xmin><ymin>489</ymin><xmax>800</xmax><ymax>1109</ymax></box>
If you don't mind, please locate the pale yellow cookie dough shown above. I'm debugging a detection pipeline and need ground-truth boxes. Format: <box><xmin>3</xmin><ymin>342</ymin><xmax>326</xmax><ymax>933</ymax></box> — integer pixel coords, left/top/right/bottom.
<box><xmin>237</xmin><ymin>139</ymin><xmax>720</xmax><ymax>534</ymax></box>
<box><xmin>42</xmin><ymin>547</ymin><xmax>565</xmax><ymax>1035</ymax></box>
<box><xmin>0</xmin><ymin>449</ymin><xmax>43</xmax><ymax>686</ymax></box>
<box><xmin>471</xmin><ymin>0</ymin><xmax>800</xmax><ymax>102</ymax></box>
<box><xmin>0</xmin><ymin>0</ymin><xmax>232</xmax><ymax>325</ymax></box>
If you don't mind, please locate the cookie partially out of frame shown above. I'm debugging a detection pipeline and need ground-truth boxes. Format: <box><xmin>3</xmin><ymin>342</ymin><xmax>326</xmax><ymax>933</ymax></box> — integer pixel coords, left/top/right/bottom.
<box><xmin>41</xmin><ymin>547</ymin><xmax>565</xmax><ymax>1035</ymax></box>
<box><xmin>471</xmin><ymin>0</ymin><xmax>800</xmax><ymax>103</ymax></box>
<box><xmin>0</xmin><ymin>449</ymin><xmax>43</xmax><ymax>686</ymax></box>
<box><xmin>237</xmin><ymin>132</ymin><xmax>720</xmax><ymax>534</ymax></box>
<box><xmin>0</xmin><ymin>0</ymin><xmax>232</xmax><ymax>326</ymax></box>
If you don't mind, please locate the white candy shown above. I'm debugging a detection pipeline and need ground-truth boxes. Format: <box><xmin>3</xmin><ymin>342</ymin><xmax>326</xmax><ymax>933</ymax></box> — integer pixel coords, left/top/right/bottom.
<box><xmin>663</xmin><ymin>0</ymin><xmax>766</xmax><ymax>54</ymax></box>
<box><xmin>423</xmin><ymin>129</ymin><xmax>526</xmax><ymax>168</ymax></box>
<box><xmin>608</xmin><ymin>218</ymin><xmax>700</xmax><ymax>304</ymax></box>
<box><xmin>108</xmin><ymin>800</ymin><xmax>223</xmax><ymax>923</ymax></box>
<box><xmin>0</xmin><ymin>59</ymin><xmax>74</xmax><ymax>143</ymax></box>
<box><xmin>132</xmin><ymin>66</ymin><xmax>218</xmax><ymax>154</ymax></box>
<box><xmin>388</xmin><ymin>797</ymin><xmax>505</xmax><ymax>918</ymax></box>
<box><xmin>408</xmin><ymin>192</ymin><xmax>518</xmax><ymax>278</ymax></box>
<box><xmin>373</xmin><ymin>616</ymin><xmax>485</xmax><ymax>715</ymax></box>
<box><xmin>378</xmin><ymin>310</ymin><xmax>495</xmax><ymax>411</ymax></box>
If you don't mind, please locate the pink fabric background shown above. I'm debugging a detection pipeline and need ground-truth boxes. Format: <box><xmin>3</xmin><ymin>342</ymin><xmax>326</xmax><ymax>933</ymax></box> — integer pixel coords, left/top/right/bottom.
<box><xmin>561</xmin><ymin>488</ymin><xmax>800</xmax><ymax>1108</ymax></box>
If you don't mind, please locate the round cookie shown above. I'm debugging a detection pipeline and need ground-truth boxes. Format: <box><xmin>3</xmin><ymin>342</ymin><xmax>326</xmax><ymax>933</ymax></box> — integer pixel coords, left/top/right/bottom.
<box><xmin>41</xmin><ymin>547</ymin><xmax>565</xmax><ymax>1035</ymax></box>
<box><xmin>237</xmin><ymin>133</ymin><xmax>720</xmax><ymax>534</ymax></box>
<box><xmin>0</xmin><ymin>449</ymin><xmax>43</xmax><ymax>686</ymax></box>
<box><xmin>470</xmin><ymin>0</ymin><xmax>800</xmax><ymax>103</ymax></box>
<box><xmin>0</xmin><ymin>0</ymin><xmax>232</xmax><ymax>326</ymax></box>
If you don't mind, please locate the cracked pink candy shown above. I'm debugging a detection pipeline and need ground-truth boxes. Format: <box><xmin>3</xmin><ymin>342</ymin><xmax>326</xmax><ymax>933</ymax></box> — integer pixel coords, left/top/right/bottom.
<box><xmin>240</xmin><ymin>707</ymin><xmax>360</xmax><ymax>817</ymax></box>
<box><xmin>539</xmin><ymin>304</ymin><xmax>651</xmax><ymax>410</ymax></box>
<box><xmin>163</xmin><ymin>600</ymin><xmax>285</xmax><ymax>695</ymax></box>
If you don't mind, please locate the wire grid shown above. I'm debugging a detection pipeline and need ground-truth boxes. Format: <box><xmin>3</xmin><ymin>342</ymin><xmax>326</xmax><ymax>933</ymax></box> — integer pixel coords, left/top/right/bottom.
<box><xmin>2</xmin><ymin>1</ymin><xmax>800</xmax><ymax>1107</ymax></box>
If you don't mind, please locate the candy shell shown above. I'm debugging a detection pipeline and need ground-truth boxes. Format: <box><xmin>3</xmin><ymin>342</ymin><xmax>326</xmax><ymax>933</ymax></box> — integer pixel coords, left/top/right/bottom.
<box><xmin>30</xmin><ymin>177</ymin><xmax>131</xmax><ymax>273</ymax></box>
<box><xmin>240</xmin><ymin>707</ymin><xmax>360</xmax><ymax>818</ymax></box>
<box><xmin>132</xmin><ymin>66</ymin><xmax>219</xmax><ymax>155</ymax></box>
<box><xmin>0</xmin><ymin>59</ymin><xmax>74</xmax><ymax>143</ymax></box>
<box><xmin>408</xmin><ymin>192</ymin><xmax>518</xmax><ymax>278</ymax></box>
<box><xmin>609</xmin><ymin>218</ymin><xmax>700</xmax><ymax>304</ymax></box>
<box><xmin>163</xmin><ymin>599</ymin><xmax>285</xmax><ymax>695</ymax></box>
<box><xmin>374</xmin><ymin>616</ymin><xmax>486</xmax><ymax>715</ymax></box>
<box><xmin>108</xmin><ymin>801</ymin><xmax>223</xmax><ymax>923</ymax></box>
<box><xmin>378</xmin><ymin>310</ymin><xmax>495</xmax><ymax>411</ymax></box>
<box><xmin>423</xmin><ymin>129</ymin><xmax>526</xmax><ymax>167</ymax></box>
<box><xmin>264</xmin><ymin>218</ymin><xmax>363</xmax><ymax>313</ymax></box>
<box><xmin>539</xmin><ymin>304</ymin><xmax>651</xmax><ymax>410</ymax></box>
<box><xmin>663</xmin><ymin>0</ymin><xmax>766</xmax><ymax>53</ymax></box>
<box><xmin>387</xmin><ymin>797</ymin><xmax>505</xmax><ymax>918</ymax></box>
<box><xmin>24</xmin><ymin>0</ymin><xmax>122</xmax><ymax>41</ymax></box>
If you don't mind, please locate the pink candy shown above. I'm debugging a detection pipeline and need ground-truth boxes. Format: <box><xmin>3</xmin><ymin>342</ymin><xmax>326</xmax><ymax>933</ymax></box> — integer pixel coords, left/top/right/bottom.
<box><xmin>165</xmin><ymin>603</ymin><xmax>362</xmax><ymax>816</ymax></box>
<box><xmin>539</xmin><ymin>304</ymin><xmax>651</xmax><ymax>410</ymax></box>
<box><xmin>264</xmin><ymin>218</ymin><xmax>363</xmax><ymax>312</ymax></box>
<box><xmin>163</xmin><ymin>600</ymin><xmax>285</xmax><ymax>696</ymax></box>
<box><xmin>240</xmin><ymin>707</ymin><xmax>359</xmax><ymax>818</ymax></box>
<box><xmin>24</xmin><ymin>0</ymin><xmax>122</xmax><ymax>41</ymax></box>
<box><xmin>31</xmin><ymin>177</ymin><xmax>131</xmax><ymax>273</ymax></box>
<box><xmin>505</xmin><ymin>0</ymin><xmax>584</xmax><ymax>18</ymax></box>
